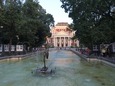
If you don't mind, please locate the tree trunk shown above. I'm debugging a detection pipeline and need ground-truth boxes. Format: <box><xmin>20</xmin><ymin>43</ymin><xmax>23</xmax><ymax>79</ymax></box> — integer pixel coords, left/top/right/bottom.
<box><xmin>2</xmin><ymin>44</ymin><xmax>4</xmax><ymax>56</ymax></box>
<box><xmin>15</xmin><ymin>44</ymin><xmax>17</xmax><ymax>55</ymax></box>
<box><xmin>43</xmin><ymin>52</ymin><xmax>46</xmax><ymax>68</ymax></box>
<box><xmin>9</xmin><ymin>38</ymin><xmax>12</xmax><ymax>55</ymax></box>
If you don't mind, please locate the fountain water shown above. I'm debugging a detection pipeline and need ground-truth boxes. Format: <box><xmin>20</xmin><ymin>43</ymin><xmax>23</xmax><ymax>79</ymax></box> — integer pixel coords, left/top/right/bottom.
<box><xmin>32</xmin><ymin>44</ymin><xmax>55</xmax><ymax>75</ymax></box>
<box><xmin>0</xmin><ymin>50</ymin><xmax>115</xmax><ymax>86</ymax></box>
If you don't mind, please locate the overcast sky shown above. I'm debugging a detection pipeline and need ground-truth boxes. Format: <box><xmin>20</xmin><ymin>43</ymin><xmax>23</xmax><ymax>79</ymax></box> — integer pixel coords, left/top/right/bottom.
<box><xmin>39</xmin><ymin>0</ymin><xmax>72</xmax><ymax>24</ymax></box>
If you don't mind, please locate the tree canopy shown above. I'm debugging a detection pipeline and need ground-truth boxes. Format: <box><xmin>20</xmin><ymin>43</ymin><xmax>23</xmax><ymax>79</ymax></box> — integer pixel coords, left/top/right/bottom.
<box><xmin>61</xmin><ymin>0</ymin><xmax>115</xmax><ymax>48</ymax></box>
<box><xmin>0</xmin><ymin>0</ymin><xmax>54</xmax><ymax>49</ymax></box>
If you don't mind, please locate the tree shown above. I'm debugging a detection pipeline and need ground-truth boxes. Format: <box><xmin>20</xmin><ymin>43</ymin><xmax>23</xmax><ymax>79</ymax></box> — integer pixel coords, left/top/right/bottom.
<box><xmin>0</xmin><ymin>0</ymin><xmax>54</xmax><ymax>55</ymax></box>
<box><xmin>0</xmin><ymin>0</ymin><xmax>23</xmax><ymax>54</ymax></box>
<box><xmin>21</xmin><ymin>0</ymin><xmax>54</xmax><ymax>47</ymax></box>
<box><xmin>61</xmin><ymin>0</ymin><xmax>115</xmax><ymax>49</ymax></box>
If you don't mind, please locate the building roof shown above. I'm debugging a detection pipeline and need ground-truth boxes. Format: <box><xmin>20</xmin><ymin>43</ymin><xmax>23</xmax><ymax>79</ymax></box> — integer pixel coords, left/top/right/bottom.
<box><xmin>56</xmin><ymin>22</ymin><xmax>68</xmax><ymax>26</ymax></box>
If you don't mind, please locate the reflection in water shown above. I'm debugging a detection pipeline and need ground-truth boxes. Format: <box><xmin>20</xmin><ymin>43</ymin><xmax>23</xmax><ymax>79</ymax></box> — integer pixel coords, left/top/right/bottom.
<box><xmin>54</xmin><ymin>58</ymin><xmax>78</xmax><ymax>67</ymax></box>
<box><xmin>0</xmin><ymin>50</ymin><xmax>115</xmax><ymax>86</ymax></box>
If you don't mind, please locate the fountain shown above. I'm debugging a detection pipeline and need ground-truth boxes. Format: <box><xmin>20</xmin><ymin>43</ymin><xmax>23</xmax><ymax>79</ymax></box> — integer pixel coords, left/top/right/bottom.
<box><xmin>0</xmin><ymin>49</ymin><xmax>115</xmax><ymax>86</ymax></box>
<box><xmin>32</xmin><ymin>44</ymin><xmax>55</xmax><ymax>75</ymax></box>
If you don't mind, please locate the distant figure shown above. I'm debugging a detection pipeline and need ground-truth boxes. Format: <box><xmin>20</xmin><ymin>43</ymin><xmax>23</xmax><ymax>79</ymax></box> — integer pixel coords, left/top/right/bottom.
<box><xmin>86</xmin><ymin>48</ymin><xmax>91</xmax><ymax>55</ymax></box>
<box><xmin>106</xmin><ymin>47</ymin><xmax>111</xmax><ymax>57</ymax></box>
<box><xmin>101</xmin><ymin>48</ymin><xmax>106</xmax><ymax>57</ymax></box>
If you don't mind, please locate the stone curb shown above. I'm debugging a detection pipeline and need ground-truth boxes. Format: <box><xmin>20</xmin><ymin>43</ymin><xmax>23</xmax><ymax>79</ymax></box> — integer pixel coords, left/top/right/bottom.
<box><xmin>70</xmin><ymin>49</ymin><xmax>115</xmax><ymax>68</ymax></box>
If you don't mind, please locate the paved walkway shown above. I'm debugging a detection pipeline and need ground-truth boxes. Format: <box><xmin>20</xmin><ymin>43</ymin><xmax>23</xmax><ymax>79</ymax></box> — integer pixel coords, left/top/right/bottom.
<box><xmin>70</xmin><ymin>48</ymin><xmax>115</xmax><ymax>67</ymax></box>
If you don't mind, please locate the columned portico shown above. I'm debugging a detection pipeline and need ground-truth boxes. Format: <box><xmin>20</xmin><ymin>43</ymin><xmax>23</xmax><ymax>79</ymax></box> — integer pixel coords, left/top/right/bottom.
<box><xmin>48</xmin><ymin>22</ymin><xmax>79</xmax><ymax>48</ymax></box>
<box><xmin>53</xmin><ymin>36</ymin><xmax>73</xmax><ymax>47</ymax></box>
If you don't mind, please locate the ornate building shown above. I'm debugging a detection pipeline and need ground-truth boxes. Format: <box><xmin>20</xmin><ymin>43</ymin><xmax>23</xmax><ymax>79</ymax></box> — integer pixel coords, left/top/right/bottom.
<box><xmin>47</xmin><ymin>22</ymin><xmax>79</xmax><ymax>47</ymax></box>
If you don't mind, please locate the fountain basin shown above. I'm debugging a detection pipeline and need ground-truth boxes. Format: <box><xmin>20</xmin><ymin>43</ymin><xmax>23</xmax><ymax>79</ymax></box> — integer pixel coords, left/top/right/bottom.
<box><xmin>32</xmin><ymin>67</ymin><xmax>55</xmax><ymax>75</ymax></box>
<box><xmin>0</xmin><ymin>50</ymin><xmax>115</xmax><ymax>86</ymax></box>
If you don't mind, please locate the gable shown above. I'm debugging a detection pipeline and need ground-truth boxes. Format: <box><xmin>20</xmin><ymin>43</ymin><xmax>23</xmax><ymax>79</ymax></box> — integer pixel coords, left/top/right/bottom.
<box><xmin>56</xmin><ymin>31</ymin><xmax>69</xmax><ymax>36</ymax></box>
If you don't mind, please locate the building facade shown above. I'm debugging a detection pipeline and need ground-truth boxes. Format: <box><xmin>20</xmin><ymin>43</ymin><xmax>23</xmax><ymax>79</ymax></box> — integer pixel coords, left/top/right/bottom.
<box><xmin>47</xmin><ymin>22</ymin><xmax>79</xmax><ymax>48</ymax></box>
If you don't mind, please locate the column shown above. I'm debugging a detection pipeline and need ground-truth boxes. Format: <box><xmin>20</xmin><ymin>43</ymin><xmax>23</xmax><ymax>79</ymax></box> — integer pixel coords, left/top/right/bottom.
<box><xmin>67</xmin><ymin>37</ymin><xmax>69</xmax><ymax>47</ymax></box>
<box><xmin>77</xmin><ymin>40</ymin><xmax>79</xmax><ymax>47</ymax></box>
<box><xmin>68</xmin><ymin>37</ymin><xmax>71</xmax><ymax>47</ymax></box>
<box><xmin>54</xmin><ymin>37</ymin><xmax>56</xmax><ymax>47</ymax></box>
<box><xmin>59</xmin><ymin>37</ymin><xmax>61</xmax><ymax>47</ymax></box>
<box><xmin>55</xmin><ymin>37</ymin><xmax>57</xmax><ymax>47</ymax></box>
<box><xmin>70</xmin><ymin>37</ymin><xmax>72</xmax><ymax>47</ymax></box>
<box><xmin>64</xmin><ymin>37</ymin><xmax>65</xmax><ymax>47</ymax></box>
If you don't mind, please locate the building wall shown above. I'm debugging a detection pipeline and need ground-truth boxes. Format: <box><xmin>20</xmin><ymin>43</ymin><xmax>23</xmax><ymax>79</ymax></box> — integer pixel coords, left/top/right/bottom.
<box><xmin>48</xmin><ymin>22</ymin><xmax>79</xmax><ymax>47</ymax></box>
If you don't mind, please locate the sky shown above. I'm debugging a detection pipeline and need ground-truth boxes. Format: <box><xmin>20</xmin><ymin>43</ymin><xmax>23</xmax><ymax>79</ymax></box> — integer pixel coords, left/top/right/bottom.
<box><xmin>39</xmin><ymin>0</ymin><xmax>73</xmax><ymax>25</ymax></box>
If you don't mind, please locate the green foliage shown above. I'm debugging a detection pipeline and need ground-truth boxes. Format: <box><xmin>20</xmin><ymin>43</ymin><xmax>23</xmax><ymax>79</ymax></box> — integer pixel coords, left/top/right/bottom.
<box><xmin>0</xmin><ymin>0</ymin><xmax>54</xmax><ymax>48</ymax></box>
<box><xmin>61</xmin><ymin>0</ymin><xmax>115</xmax><ymax>48</ymax></box>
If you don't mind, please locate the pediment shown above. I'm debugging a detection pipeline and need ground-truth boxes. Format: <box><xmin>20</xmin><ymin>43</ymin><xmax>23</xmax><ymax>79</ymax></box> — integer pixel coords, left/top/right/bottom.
<box><xmin>56</xmin><ymin>31</ymin><xmax>69</xmax><ymax>36</ymax></box>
